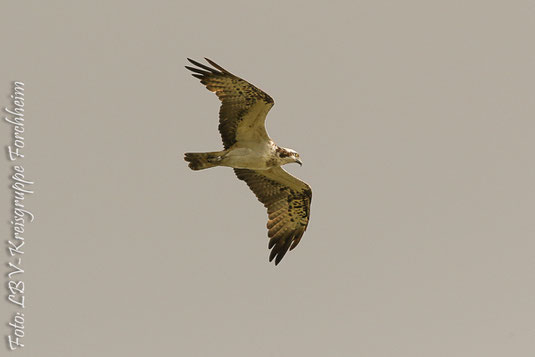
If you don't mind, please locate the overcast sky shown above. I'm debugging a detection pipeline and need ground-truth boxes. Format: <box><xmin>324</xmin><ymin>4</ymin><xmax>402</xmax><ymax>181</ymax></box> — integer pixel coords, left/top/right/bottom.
<box><xmin>1</xmin><ymin>1</ymin><xmax>534</xmax><ymax>356</ymax></box>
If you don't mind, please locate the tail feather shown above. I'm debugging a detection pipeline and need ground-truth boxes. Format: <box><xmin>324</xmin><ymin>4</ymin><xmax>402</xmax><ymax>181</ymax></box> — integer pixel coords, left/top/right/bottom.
<box><xmin>184</xmin><ymin>152</ymin><xmax>220</xmax><ymax>170</ymax></box>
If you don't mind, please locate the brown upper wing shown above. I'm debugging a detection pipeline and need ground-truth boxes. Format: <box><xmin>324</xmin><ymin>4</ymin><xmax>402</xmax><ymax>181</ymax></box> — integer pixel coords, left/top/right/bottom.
<box><xmin>234</xmin><ymin>167</ymin><xmax>312</xmax><ymax>265</ymax></box>
<box><xmin>186</xmin><ymin>58</ymin><xmax>275</xmax><ymax>149</ymax></box>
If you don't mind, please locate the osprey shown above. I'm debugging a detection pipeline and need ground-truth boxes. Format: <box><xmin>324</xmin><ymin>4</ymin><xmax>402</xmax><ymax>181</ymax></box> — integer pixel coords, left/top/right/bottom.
<box><xmin>184</xmin><ymin>58</ymin><xmax>312</xmax><ymax>265</ymax></box>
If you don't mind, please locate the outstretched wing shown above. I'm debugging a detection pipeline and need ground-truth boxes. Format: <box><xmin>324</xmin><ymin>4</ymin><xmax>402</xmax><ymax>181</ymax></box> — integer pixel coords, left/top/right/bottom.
<box><xmin>234</xmin><ymin>167</ymin><xmax>312</xmax><ymax>265</ymax></box>
<box><xmin>186</xmin><ymin>58</ymin><xmax>275</xmax><ymax>149</ymax></box>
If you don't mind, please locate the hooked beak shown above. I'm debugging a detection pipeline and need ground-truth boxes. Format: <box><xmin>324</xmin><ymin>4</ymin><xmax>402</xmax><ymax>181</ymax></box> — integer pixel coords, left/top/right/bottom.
<box><xmin>296</xmin><ymin>158</ymin><xmax>303</xmax><ymax>166</ymax></box>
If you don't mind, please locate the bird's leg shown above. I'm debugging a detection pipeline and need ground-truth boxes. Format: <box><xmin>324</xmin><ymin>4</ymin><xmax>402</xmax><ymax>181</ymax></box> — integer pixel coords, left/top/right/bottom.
<box><xmin>206</xmin><ymin>155</ymin><xmax>222</xmax><ymax>163</ymax></box>
<box><xmin>205</xmin><ymin>149</ymin><xmax>228</xmax><ymax>163</ymax></box>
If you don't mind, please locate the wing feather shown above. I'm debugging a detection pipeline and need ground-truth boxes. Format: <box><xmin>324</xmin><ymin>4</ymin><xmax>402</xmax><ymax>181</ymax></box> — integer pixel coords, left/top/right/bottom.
<box><xmin>186</xmin><ymin>58</ymin><xmax>275</xmax><ymax>149</ymax></box>
<box><xmin>234</xmin><ymin>167</ymin><xmax>312</xmax><ymax>265</ymax></box>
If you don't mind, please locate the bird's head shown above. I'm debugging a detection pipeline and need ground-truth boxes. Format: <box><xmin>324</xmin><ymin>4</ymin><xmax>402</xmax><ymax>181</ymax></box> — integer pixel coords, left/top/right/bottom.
<box><xmin>277</xmin><ymin>147</ymin><xmax>302</xmax><ymax>166</ymax></box>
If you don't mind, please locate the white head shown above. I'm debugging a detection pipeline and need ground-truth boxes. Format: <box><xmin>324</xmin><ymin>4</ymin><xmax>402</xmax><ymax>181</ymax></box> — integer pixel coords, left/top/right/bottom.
<box><xmin>276</xmin><ymin>147</ymin><xmax>302</xmax><ymax>166</ymax></box>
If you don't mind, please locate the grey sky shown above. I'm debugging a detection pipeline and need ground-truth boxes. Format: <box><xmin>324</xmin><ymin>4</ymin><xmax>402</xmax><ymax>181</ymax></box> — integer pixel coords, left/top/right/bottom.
<box><xmin>1</xmin><ymin>1</ymin><xmax>534</xmax><ymax>356</ymax></box>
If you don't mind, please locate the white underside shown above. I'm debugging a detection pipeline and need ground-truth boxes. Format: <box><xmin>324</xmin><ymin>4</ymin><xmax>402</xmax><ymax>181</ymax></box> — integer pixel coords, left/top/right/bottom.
<box><xmin>219</xmin><ymin>141</ymin><xmax>279</xmax><ymax>170</ymax></box>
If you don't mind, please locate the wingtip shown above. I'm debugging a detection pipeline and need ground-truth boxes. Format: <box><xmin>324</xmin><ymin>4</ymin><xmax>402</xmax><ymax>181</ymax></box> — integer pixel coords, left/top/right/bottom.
<box><xmin>271</xmin><ymin>257</ymin><xmax>281</xmax><ymax>266</ymax></box>
<box><xmin>186</xmin><ymin>57</ymin><xmax>204</xmax><ymax>67</ymax></box>
<box><xmin>269</xmin><ymin>249</ymin><xmax>277</xmax><ymax>263</ymax></box>
<box><xmin>204</xmin><ymin>57</ymin><xmax>229</xmax><ymax>73</ymax></box>
<box><xmin>186</xmin><ymin>57</ymin><xmax>224</xmax><ymax>74</ymax></box>
<box><xmin>269</xmin><ymin>248</ymin><xmax>286</xmax><ymax>266</ymax></box>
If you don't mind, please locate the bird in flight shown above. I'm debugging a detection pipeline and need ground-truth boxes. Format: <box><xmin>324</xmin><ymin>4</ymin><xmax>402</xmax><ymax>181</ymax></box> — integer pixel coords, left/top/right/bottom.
<box><xmin>184</xmin><ymin>58</ymin><xmax>312</xmax><ymax>265</ymax></box>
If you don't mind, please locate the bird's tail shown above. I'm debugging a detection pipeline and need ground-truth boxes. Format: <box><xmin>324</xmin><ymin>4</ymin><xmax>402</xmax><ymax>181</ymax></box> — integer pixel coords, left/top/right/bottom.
<box><xmin>184</xmin><ymin>152</ymin><xmax>222</xmax><ymax>170</ymax></box>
